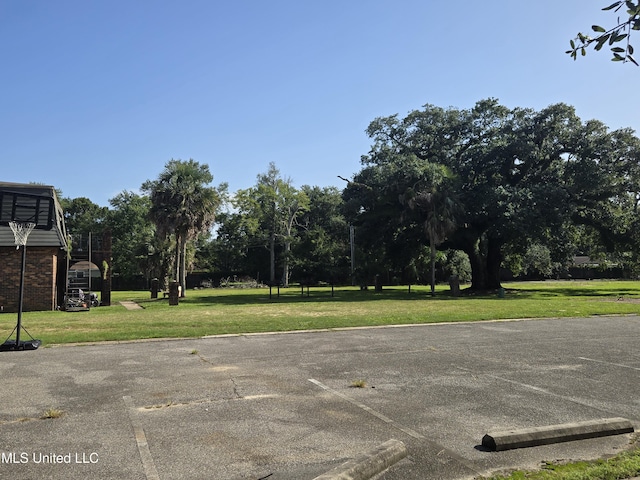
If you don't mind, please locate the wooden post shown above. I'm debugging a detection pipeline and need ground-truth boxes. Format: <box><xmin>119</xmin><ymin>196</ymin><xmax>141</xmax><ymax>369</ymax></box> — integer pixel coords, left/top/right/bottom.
<box><xmin>169</xmin><ymin>281</ymin><xmax>180</xmax><ymax>305</ymax></box>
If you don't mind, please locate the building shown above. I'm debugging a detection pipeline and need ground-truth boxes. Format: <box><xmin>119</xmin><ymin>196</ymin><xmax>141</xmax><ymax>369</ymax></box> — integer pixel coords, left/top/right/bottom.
<box><xmin>0</xmin><ymin>182</ymin><xmax>68</xmax><ymax>312</ymax></box>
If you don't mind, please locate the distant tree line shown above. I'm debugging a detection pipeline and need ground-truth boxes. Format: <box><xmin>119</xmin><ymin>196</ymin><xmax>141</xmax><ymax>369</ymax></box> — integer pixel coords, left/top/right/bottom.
<box><xmin>59</xmin><ymin>98</ymin><xmax>640</xmax><ymax>293</ymax></box>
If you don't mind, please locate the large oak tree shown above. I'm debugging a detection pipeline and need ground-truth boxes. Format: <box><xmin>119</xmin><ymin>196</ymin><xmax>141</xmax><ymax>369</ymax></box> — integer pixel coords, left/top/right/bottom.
<box><xmin>350</xmin><ymin>99</ymin><xmax>638</xmax><ymax>290</ymax></box>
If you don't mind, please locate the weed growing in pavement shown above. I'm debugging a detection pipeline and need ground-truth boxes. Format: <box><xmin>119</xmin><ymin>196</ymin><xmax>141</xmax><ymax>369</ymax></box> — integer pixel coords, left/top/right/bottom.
<box><xmin>41</xmin><ymin>408</ymin><xmax>64</xmax><ymax>419</ymax></box>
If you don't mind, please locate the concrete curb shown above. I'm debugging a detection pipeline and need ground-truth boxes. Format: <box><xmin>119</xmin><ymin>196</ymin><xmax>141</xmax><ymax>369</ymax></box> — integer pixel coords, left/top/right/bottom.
<box><xmin>482</xmin><ymin>417</ymin><xmax>635</xmax><ymax>451</ymax></box>
<box><xmin>312</xmin><ymin>439</ymin><xmax>407</xmax><ymax>480</ymax></box>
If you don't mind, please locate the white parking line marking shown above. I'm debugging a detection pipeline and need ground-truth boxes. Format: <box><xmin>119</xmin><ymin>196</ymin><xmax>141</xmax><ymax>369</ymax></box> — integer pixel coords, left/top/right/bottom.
<box><xmin>308</xmin><ymin>378</ymin><xmax>484</xmax><ymax>476</ymax></box>
<box><xmin>123</xmin><ymin>396</ymin><xmax>160</xmax><ymax>480</ymax></box>
<box><xmin>456</xmin><ymin>367</ymin><xmax>611</xmax><ymax>413</ymax></box>
<box><xmin>308</xmin><ymin>378</ymin><xmax>425</xmax><ymax>440</ymax></box>
<box><xmin>579</xmin><ymin>357</ymin><xmax>640</xmax><ymax>371</ymax></box>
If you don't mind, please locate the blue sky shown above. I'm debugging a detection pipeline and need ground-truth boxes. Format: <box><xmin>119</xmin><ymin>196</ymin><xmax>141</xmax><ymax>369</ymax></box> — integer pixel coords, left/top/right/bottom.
<box><xmin>1</xmin><ymin>1</ymin><xmax>638</xmax><ymax>207</ymax></box>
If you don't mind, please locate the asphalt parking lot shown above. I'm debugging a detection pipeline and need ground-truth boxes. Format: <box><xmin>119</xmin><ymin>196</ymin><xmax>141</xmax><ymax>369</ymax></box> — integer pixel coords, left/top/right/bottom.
<box><xmin>0</xmin><ymin>315</ymin><xmax>638</xmax><ymax>479</ymax></box>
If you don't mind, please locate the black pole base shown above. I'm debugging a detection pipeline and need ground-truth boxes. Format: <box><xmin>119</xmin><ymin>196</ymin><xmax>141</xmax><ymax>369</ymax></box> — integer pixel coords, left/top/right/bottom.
<box><xmin>0</xmin><ymin>339</ymin><xmax>42</xmax><ymax>351</ymax></box>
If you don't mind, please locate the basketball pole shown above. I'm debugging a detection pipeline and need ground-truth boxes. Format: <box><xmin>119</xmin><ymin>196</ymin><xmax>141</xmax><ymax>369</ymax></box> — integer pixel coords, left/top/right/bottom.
<box><xmin>14</xmin><ymin>242</ymin><xmax>27</xmax><ymax>350</ymax></box>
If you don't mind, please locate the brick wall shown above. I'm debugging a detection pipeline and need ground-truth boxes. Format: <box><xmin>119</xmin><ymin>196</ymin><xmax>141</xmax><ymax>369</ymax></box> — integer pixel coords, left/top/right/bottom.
<box><xmin>0</xmin><ymin>246</ymin><xmax>61</xmax><ymax>312</ymax></box>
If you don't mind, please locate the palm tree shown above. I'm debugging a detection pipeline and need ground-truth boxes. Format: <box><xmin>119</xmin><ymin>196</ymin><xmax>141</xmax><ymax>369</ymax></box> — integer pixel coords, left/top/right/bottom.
<box><xmin>142</xmin><ymin>159</ymin><xmax>224</xmax><ymax>296</ymax></box>
<box><xmin>403</xmin><ymin>163</ymin><xmax>460</xmax><ymax>296</ymax></box>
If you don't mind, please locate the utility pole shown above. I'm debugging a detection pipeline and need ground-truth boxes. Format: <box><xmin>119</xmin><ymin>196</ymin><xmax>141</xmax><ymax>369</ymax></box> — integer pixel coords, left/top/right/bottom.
<box><xmin>349</xmin><ymin>225</ymin><xmax>355</xmax><ymax>286</ymax></box>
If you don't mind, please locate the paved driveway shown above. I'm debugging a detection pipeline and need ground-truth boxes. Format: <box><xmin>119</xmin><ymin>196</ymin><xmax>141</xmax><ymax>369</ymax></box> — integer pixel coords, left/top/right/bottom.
<box><xmin>0</xmin><ymin>315</ymin><xmax>638</xmax><ymax>479</ymax></box>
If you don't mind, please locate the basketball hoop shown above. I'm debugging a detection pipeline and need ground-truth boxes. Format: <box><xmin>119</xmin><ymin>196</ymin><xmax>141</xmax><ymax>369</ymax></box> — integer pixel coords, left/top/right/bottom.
<box><xmin>1</xmin><ymin>220</ymin><xmax>41</xmax><ymax>351</ymax></box>
<box><xmin>8</xmin><ymin>221</ymin><xmax>36</xmax><ymax>249</ymax></box>
<box><xmin>0</xmin><ymin>189</ymin><xmax>52</xmax><ymax>351</ymax></box>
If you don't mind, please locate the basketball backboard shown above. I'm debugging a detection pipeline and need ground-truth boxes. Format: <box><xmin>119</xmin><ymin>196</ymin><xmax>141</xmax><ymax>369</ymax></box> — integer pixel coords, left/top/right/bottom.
<box><xmin>0</xmin><ymin>190</ymin><xmax>54</xmax><ymax>230</ymax></box>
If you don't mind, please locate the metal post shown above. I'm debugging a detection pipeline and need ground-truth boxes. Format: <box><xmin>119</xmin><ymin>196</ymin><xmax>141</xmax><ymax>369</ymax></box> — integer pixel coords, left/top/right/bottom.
<box><xmin>350</xmin><ymin>225</ymin><xmax>355</xmax><ymax>286</ymax></box>
<box><xmin>88</xmin><ymin>232</ymin><xmax>92</xmax><ymax>309</ymax></box>
<box><xmin>15</xmin><ymin>244</ymin><xmax>26</xmax><ymax>350</ymax></box>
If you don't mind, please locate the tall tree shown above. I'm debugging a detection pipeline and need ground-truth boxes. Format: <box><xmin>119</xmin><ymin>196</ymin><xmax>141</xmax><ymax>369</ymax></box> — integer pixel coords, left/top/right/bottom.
<box><xmin>295</xmin><ymin>185</ymin><xmax>349</xmax><ymax>284</ymax></box>
<box><xmin>357</xmin><ymin>99</ymin><xmax>633</xmax><ymax>290</ymax></box>
<box><xmin>105</xmin><ymin>191</ymin><xmax>159</xmax><ymax>284</ymax></box>
<box><xmin>142</xmin><ymin>159</ymin><xmax>225</xmax><ymax>296</ymax></box>
<box><xmin>567</xmin><ymin>125</ymin><xmax>640</xmax><ymax>271</ymax></box>
<box><xmin>343</xmin><ymin>153</ymin><xmax>459</xmax><ymax>290</ymax></box>
<box><xmin>60</xmin><ymin>197</ymin><xmax>109</xmax><ymax>235</ymax></box>
<box><xmin>203</xmin><ymin>212</ymin><xmax>256</xmax><ymax>278</ymax></box>
<box><xmin>401</xmin><ymin>162</ymin><xmax>459</xmax><ymax>296</ymax></box>
<box><xmin>234</xmin><ymin>163</ymin><xmax>308</xmax><ymax>286</ymax></box>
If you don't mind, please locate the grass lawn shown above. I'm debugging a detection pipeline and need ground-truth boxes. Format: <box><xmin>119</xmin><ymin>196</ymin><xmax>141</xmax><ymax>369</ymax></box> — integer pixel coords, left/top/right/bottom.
<box><xmin>480</xmin><ymin>442</ymin><xmax>640</xmax><ymax>479</ymax></box>
<box><xmin>2</xmin><ymin>279</ymin><xmax>639</xmax><ymax>345</ymax></box>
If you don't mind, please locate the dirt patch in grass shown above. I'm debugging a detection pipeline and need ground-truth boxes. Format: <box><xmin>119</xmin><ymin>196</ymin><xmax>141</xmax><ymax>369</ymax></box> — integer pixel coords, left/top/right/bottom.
<box><xmin>601</xmin><ymin>297</ymin><xmax>640</xmax><ymax>304</ymax></box>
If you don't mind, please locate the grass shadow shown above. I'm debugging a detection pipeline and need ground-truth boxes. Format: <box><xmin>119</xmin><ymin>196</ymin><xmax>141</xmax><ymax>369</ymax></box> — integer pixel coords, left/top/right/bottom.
<box><xmin>505</xmin><ymin>287</ymin><xmax>640</xmax><ymax>299</ymax></box>
<box><xmin>127</xmin><ymin>281</ymin><xmax>640</xmax><ymax>308</ymax></box>
<box><xmin>140</xmin><ymin>287</ymin><xmax>532</xmax><ymax>307</ymax></box>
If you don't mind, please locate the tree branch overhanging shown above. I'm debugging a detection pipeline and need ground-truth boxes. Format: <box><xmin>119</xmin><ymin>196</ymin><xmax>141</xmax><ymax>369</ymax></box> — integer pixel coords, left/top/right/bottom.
<box><xmin>567</xmin><ymin>1</ymin><xmax>640</xmax><ymax>65</ymax></box>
